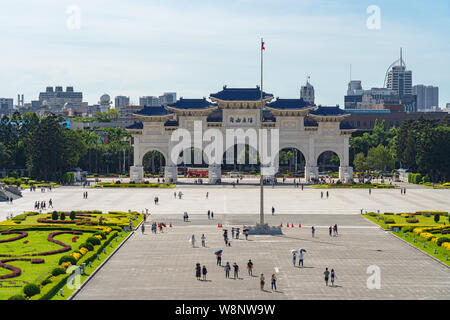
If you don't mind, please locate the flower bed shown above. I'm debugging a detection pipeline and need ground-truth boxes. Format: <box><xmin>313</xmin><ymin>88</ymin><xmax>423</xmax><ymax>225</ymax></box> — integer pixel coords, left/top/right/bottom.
<box><xmin>0</xmin><ymin>231</ymin><xmax>28</xmax><ymax>243</ymax></box>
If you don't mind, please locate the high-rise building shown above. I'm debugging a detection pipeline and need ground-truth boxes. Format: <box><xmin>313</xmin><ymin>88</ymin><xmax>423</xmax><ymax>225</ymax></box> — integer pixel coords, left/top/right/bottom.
<box><xmin>300</xmin><ymin>78</ymin><xmax>315</xmax><ymax>104</ymax></box>
<box><xmin>115</xmin><ymin>95</ymin><xmax>130</xmax><ymax>109</ymax></box>
<box><xmin>139</xmin><ymin>96</ymin><xmax>160</xmax><ymax>107</ymax></box>
<box><xmin>0</xmin><ymin>98</ymin><xmax>14</xmax><ymax>116</ymax></box>
<box><xmin>38</xmin><ymin>86</ymin><xmax>83</xmax><ymax>109</ymax></box>
<box><xmin>160</xmin><ymin>92</ymin><xmax>177</xmax><ymax>106</ymax></box>
<box><xmin>413</xmin><ymin>85</ymin><xmax>439</xmax><ymax>111</ymax></box>
<box><xmin>385</xmin><ymin>49</ymin><xmax>413</xmax><ymax>97</ymax></box>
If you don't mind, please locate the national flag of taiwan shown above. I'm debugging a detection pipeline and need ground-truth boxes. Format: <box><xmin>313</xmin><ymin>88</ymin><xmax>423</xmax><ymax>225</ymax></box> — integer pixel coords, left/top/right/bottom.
<box><xmin>261</xmin><ymin>39</ymin><xmax>265</xmax><ymax>51</ymax></box>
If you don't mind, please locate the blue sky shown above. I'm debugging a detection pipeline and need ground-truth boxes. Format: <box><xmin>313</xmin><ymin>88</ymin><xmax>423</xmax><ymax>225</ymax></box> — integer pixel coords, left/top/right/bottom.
<box><xmin>0</xmin><ymin>0</ymin><xmax>449</xmax><ymax>107</ymax></box>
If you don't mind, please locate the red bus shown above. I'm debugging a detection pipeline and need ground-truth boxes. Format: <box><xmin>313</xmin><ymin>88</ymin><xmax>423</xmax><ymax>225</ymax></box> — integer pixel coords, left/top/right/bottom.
<box><xmin>187</xmin><ymin>168</ymin><xmax>208</xmax><ymax>177</ymax></box>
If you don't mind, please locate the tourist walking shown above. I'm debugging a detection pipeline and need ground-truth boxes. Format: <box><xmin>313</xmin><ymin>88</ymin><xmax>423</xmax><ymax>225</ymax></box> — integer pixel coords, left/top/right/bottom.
<box><xmin>244</xmin><ymin>229</ymin><xmax>249</xmax><ymax>240</ymax></box>
<box><xmin>236</xmin><ymin>228</ymin><xmax>240</xmax><ymax>239</ymax></box>
<box><xmin>321</xmin><ymin>191</ymin><xmax>323</xmax><ymax>199</ymax></box>
<box><xmin>174</xmin><ymin>191</ymin><xmax>177</xmax><ymax>199</ymax></box>
<box><xmin>324</xmin><ymin>267</ymin><xmax>330</xmax><ymax>286</ymax></box>
<box><xmin>260</xmin><ymin>274</ymin><xmax>265</xmax><ymax>291</ymax></box>
<box><xmin>216</xmin><ymin>252</ymin><xmax>222</xmax><ymax>266</ymax></box>
<box><xmin>48</xmin><ymin>199</ymin><xmax>53</xmax><ymax>208</ymax></box>
<box><xmin>334</xmin><ymin>224</ymin><xmax>338</xmax><ymax>236</ymax></box>
<box><xmin>233</xmin><ymin>263</ymin><xmax>239</xmax><ymax>279</ymax></box>
<box><xmin>330</xmin><ymin>269</ymin><xmax>336</xmax><ymax>287</ymax></box>
<box><xmin>231</xmin><ymin>227</ymin><xmax>235</xmax><ymax>239</ymax></box>
<box><xmin>201</xmin><ymin>234</ymin><xmax>206</xmax><ymax>247</ymax></box>
<box><xmin>271</xmin><ymin>206</ymin><xmax>275</xmax><ymax>215</ymax></box>
<box><xmin>326</xmin><ymin>191</ymin><xmax>329</xmax><ymax>199</ymax></box>
<box><xmin>299</xmin><ymin>250</ymin><xmax>305</xmax><ymax>267</ymax></box>
<box><xmin>206</xmin><ymin>192</ymin><xmax>208</xmax><ymax>199</ymax></box>
<box><xmin>190</xmin><ymin>234</ymin><xmax>195</xmax><ymax>247</ymax></box>
<box><xmin>225</xmin><ymin>262</ymin><xmax>231</xmax><ymax>278</ymax></box>
<box><xmin>369</xmin><ymin>188</ymin><xmax>371</xmax><ymax>195</ymax></box>
<box><xmin>271</xmin><ymin>274</ymin><xmax>277</xmax><ymax>291</ymax></box>
<box><xmin>202</xmin><ymin>265</ymin><xmax>207</xmax><ymax>280</ymax></box>
<box><xmin>195</xmin><ymin>263</ymin><xmax>201</xmax><ymax>280</ymax></box>
<box><xmin>211</xmin><ymin>211</ymin><xmax>214</xmax><ymax>219</ymax></box>
<box><xmin>292</xmin><ymin>251</ymin><xmax>297</xmax><ymax>266</ymax></box>
<box><xmin>329</xmin><ymin>226</ymin><xmax>332</xmax><ymax>237</ymax></box>
<box><xmin>207</xmin><ymin>210</ymin><xmax>211</xmax><ymax>219</ymax></box>
<box><xmin>247</xmin><ymin>259</ymin><xmax>253</xmax><ymax>276</ymax></box>
<box><xmin>311</xmin><ymin>226</ymin><xmax>315</xmax><ymax>238</ymax></box>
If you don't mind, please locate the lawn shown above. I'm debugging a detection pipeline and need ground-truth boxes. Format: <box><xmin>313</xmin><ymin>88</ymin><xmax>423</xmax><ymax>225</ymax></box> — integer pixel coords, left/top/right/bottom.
<box><xmin>0</xmin><ymin>210</ymin><xmax>143</xmax><ymax>300</ymax></box>
<box><xmin>362</xmin><ymin>211</ymin><xmax>450</xmax><ymax>266</ymax></box>
<box><xmin>313</xmin><ymin>183</ymin><xmax>396</xmax><ymax>189</ymax></box>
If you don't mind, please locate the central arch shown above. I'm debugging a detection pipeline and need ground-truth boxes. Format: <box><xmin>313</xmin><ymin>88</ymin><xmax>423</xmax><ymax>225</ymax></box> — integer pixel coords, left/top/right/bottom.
<box><xmin>221</xmin><ymin>144</ymin><xmax>261</xmax><ymax>174</ymax></box>
<box><xmin>316</xmin><ymin>150</ymin><xmax>341</xmax><ymax>174</ymax></box>
<box><xmin>277</xmin><ymin>147</ymin><xmax>306</xmax><ymax>177</ymax></box>
<box><xmin>142</xmin><ymin>150</ymin><xmax>166</xmax><ymax>176</ymax></box>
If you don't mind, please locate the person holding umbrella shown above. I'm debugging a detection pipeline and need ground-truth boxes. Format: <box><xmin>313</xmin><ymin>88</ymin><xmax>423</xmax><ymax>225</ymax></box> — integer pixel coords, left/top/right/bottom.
<box><xmin>291</xmin><ymin>250</ymin><xmax>297</xmax><ymax>266</ymax></box>
<box><xmin>215</xmin><ymin>250</ymin><xmax>223</xmax><ymax>266</ymax></box>
<box><xmin>299</xmin><ymin>249</ymin><xmax>306</xmax><ymax>267</ymax></box>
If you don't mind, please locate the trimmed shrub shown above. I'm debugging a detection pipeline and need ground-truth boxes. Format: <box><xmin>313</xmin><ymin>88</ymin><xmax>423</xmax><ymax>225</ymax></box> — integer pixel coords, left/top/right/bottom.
<box><xmin>434</xmin><ymin>214</ymin><xmax>440</xmax><ymax>223</ymax></box>
<box><xmin>94</xmin><ymin>231</ymin><xmax>107</xmax><ymax>240</ymax></box>
<box><xmin>367</xmin><ymin>212</ymin><xmax>377</xmax><ymax>217</ymax></box>
<box><xmin>41</xmin><ymin>278</ymin><xmax>52</xmax><ymax>286</ymax></box>
<box><xmin>51</xmin><ymin>211</ymin><xmax>58</xmax><ymax>220</ymax></box>
<box><xmin>8</xmin><ymin>294</ymin><xmax>26</xmax><ymax>300</ymax></box>
<box><xmin>437</xmin><ymin>237</ymin><xmax>450</xmax><ymax>246</ymax></box>
<box><xmin>60</xmin><ymin>212</ymin><xmax>66</xmax><ymax>220</ymax></box>
<box><xmin>115</xmin><ymin>180</ymin><xmax>121</xmax><ymax>184</ymax></box>
<box><xmin>70</xmin><ymin>211</ymin><xmax>76</xmax><ymax>220</ymax></box>
<box><xmin>86</xmin><ymin>236</ymin><xmax>101</xmax><ymax>246</ymax></box>
<box><xmin>58</xmin><ymin>255</ymin><xmax>77</xmax><ymax>266</ymax></box>
<box><xmin>52</xmin><ymin>267</ymin><xmax>67</xmax><ymax>276</ymax></box>
<box><xmin>79</xmin><ymin>242</ymin><xmax>94</xmax><ymax>251</ymax></box>
<box><xmin>23</xmin><ymin>283</ymin><xmax>40</xmax><ymax>297</ymax></box>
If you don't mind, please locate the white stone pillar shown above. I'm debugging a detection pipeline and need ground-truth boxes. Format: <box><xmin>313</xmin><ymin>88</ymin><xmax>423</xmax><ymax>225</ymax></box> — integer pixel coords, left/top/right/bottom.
<box><xmin>304</xmin><ymin>165</ymin><xmax>319</xmax><ymax>182</ymax></box>
<box><xmin>208</xmin><ymin>164</ymin><xmax>221</xmax><ymax>184</ymax></box>
<box><xmin>261</xmin><ymin>164</ymin><xmax>275</xmax><ymax>183</ymax></box>
<box><xmin>130</xmin><ymin>165</ymin><xmax>144</xmax><ymax>183</ymax></box>
<box><xmin>164</xmin><ymin>165</ymin><xmax>178</xmax><ymax>184</ymax></box>
<box><xmin>339</xmin><ymin>166</ymin><xmax>353</xmax><ymax>183</ymax></box>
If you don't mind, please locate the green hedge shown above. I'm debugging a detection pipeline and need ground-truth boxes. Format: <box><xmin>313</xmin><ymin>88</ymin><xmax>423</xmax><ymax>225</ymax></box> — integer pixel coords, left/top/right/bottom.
<box><xmin>408</xmin><ymin>173</ymin><xmax>422</xmax><ymax>184</ymax></box>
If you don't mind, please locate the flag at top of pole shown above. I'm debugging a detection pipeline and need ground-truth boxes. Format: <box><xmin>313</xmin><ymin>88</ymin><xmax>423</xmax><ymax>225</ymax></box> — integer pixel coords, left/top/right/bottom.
<box><xmin>261</xmin><ymin>39</ymin><xmax>265</xmax><ymax>50</ymax></box>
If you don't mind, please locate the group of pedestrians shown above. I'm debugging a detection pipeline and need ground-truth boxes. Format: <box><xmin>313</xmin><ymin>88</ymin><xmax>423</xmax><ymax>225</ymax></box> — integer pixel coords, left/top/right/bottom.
<box><xmin>207</xmin><ymin>210</ymin><xmax>214</xmax><ymax>219</ymax></box>
<box><xmin>320</xmin><ymin>191</ymin><xmax>330</xmax><ymax>199</ymax></box>
<box><xmin>190</xmin><ymin>234</ymin><xmax>207</xmax><ymax>247</ymax></box>
<box><xmin>34</xmin><ymin>199</ymin><xmax>52</xmax><ymax>210</ymax></box>
<box><xmin>195</xmin><ymin>263</ymin><xmax>208</xmax><ymax>281</ymax></box>
<box><xmin>400</xmin><ymin>187</ymin><xmax>407</xmax><ymax>195</ymax></box>
<box><xmin>4</xmin><ymin>197</ymin><xmax>13</xmax><ymax>204</ymax></box>
<box><xmin>329</xmin><ymin>224</ymin><xmax>338</xmax><ymax>236</ymax></box>
<box><xmin>82</xmin><ymin>191</ymin><xmax>88</xmax><ymax>199</ymax></box>
<box><xmin>323</xmin><ymin>267</ymin><xmax>337</xmax><ymax>286</ymax></box>
<box><xmin>293</xmin><ymin>180</ymin><xmax>304</xmax><ymax>190</ymax></box>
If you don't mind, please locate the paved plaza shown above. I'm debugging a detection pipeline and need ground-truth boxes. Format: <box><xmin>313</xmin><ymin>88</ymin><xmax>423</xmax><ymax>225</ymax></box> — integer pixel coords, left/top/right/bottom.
<box><xmin>1</xmin><ymin>183</ymin><xmax>450</xmax><ymax>221</ymax></box>
<box><xmin>73</xmin><ymin>214</ymin><xmax>450</xmax><ymax>300</ymax></box>
<box><xmin>1</xmin><ymin>184</ymin><xmax>449</xmax><ymax>300</ymax></box>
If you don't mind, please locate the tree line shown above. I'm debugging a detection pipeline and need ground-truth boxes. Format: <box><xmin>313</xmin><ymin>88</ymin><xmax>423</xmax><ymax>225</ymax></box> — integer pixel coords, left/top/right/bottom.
<box><xmin>350</xmin><ymin>116</ymin><xmax>450</xmax><ymax>182</ymax></box>
<box><xmin>0</xmin><ymin>111</ymin><xmax>133</xmax><ymax>181</ymax></box>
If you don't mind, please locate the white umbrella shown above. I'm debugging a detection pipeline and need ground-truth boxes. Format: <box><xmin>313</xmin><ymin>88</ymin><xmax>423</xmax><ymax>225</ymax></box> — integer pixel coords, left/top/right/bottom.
<box><xmin>290</xmin><ymin>249</ymin><xmax>298</xmax><ymax>253</ymax></box>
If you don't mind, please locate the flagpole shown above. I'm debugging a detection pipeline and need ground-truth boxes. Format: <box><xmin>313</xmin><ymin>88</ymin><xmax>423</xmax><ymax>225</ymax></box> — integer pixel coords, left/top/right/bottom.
<box><xmin>259</xmin><ymin>37</ymin><xmax>264</xmax><ymax>226</ymax></box>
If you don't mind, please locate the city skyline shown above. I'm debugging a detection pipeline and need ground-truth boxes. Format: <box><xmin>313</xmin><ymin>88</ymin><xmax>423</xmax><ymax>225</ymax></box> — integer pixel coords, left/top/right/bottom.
<box><xmin>1</xmin><ymin>0</ymin><xmax>449</xmax><ymax>107</ymax></box>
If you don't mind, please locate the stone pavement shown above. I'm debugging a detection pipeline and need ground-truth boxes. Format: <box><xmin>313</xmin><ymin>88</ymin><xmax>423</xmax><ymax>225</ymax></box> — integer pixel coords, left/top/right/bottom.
<box><xmin>1</xmin><ymin>185</ymin><xmax>450</xmax><ymax>221</ymax></box>
<box><xmin>74</xmin><ymin>214</ymin><xmax>450</xmax><ymax>300</ymax></box>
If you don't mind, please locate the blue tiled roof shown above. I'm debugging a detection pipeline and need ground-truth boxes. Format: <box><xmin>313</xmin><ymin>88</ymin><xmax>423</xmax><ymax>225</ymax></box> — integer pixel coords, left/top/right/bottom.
<box><xmin>207</xmin><ymin>109</ymin><xmax>223</xmax><ymax>122</ymax></box>
<box><xmin>168</xmin><ymin>98</ymin><xmax>216</xmax><ymax>109</ymax></box>
<box><xmin>164</xmin><ymin>119</ymin><xmax>179</xmax><ymax>127</ymax></box>
<box><xmin>266</xmin><ymin>98</ymin><xmax>313</xmax><ymax>109</ymax></box>
<box><xmin>262</xmin><ymin>109</ymin><xmax>275</xmax><ymax>122</ymax></box>
<box><xmin>126</xmin><ymin>122</ymin><xmax>143</xmax><ymax>129</ymax></box>
<box><xmin>134</xmin><ymin>106</ymin><xmax>171</xmax><ymax>116</ymax></box>
<box><xmin>210</xmin><ymin>86</ymin><xmax>273</xmax><ymax>101</ymax></box>
<box><xmin>310</xmin><ymin>106</ymin><xmax>348</xmax><ymax>116</ymax></box>
<box><xmin>304</xmin><ymin>117</ymin><xmax>318</xmax><ymax>127</ymax></box>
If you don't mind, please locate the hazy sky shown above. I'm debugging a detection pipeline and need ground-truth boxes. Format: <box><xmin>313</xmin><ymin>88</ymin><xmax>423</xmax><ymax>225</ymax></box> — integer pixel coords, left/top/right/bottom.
<box><xmin>1</xmin><ymin>0</ymin><xmax>449</xmax><ymax>107</ymax></box>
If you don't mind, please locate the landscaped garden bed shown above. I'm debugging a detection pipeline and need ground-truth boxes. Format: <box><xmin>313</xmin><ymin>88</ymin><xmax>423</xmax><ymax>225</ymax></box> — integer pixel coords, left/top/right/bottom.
<box><xmin>313</xmin><ymin>182</ymin><xmax>396</xmax><ymax>189</ymax></box>
<box><xmin>362</xmin><ymin>211</ymin><xmax>450</xmax><ymax>266</ymax></box>
<box><xmin>92</xmin><ymin>181</ymin><xmax>175</xmax><ymax>188</ymax></box>
<box><xmin>0</xmin><ymin>210</ymin><xmax>143</xmax><ymax>300</ymax></box>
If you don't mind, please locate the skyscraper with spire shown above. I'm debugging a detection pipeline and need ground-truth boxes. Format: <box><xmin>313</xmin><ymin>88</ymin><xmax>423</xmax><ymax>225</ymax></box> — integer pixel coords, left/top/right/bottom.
<box><xmin>385</xmin><ymin>48</ymin><xmax>413</xmax><ymax>97</ymax></box>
